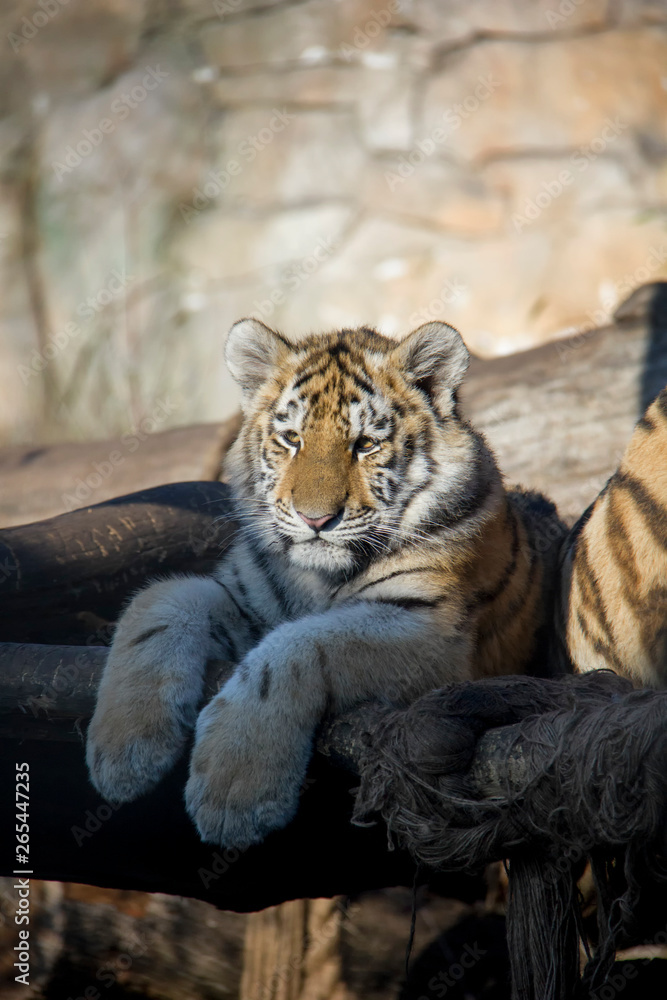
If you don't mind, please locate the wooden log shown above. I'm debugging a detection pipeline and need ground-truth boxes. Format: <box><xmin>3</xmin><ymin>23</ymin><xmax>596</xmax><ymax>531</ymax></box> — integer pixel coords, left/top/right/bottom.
<box><xmin>320</xmin><ymin>700</ymin><xmax>524</xmax><ymax>797</ymax></box>
<box><xmin>239</xmin><ymin>899</ymin><xmax>346</xmax><ymax>1000</ymax></box>
<box><xmin>0</xmin><ymin>642</ymin><xmax>235</xmax><ymax>741</ymax></box>
<box><xmin>0</xmin><ymin>414</ymin><xmax>241</xmax><ymax>528</ymax></box>
<box><xmin>0</xmin><ymin>638</ymin><xmax>543</xmax><ymax>804</ymax></box>
<box><xmin>461</xmin><ymin>282</ymin><xmax>667</xmax><ymax>523</ymax></box>
<box><xmin>0</xmin><ymin>481</ymin><xmax>236</xmax><ymax>644</ymax></box>
<box><xmin>0</xmin><ymin>726</ymin><xmax>482</xmax><ymax>913</ymax></box>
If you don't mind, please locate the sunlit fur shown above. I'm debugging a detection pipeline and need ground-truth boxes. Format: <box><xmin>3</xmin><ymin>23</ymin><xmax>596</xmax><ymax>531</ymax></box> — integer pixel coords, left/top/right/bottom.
<box><xmin>227</xmin><ymin>327</ymin><xmax>500</xmax><ymax>575</ymax></box>
<box><xmin>558</xmin><ymin>387</ymin><xmax>667</xmax><ymax>687</ymax></box>
<box><xmin>87</xmin><ymin>319</ymin><xmax>563</xmax><ymax>849</ymax></box>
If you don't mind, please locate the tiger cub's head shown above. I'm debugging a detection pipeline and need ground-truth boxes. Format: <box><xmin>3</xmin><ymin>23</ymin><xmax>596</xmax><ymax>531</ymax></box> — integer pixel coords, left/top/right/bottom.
<box><xmin>224</xmin><ymin>318</ymin><xmax>501</xmax><ymax>576</ymax></box>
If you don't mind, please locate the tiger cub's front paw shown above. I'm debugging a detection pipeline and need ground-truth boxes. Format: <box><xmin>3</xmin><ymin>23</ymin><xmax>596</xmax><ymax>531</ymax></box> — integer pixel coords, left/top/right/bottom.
<box><xmin>85</xmin><ymin>576</ymin><xmax>218</xmax><ymax>803</ymax></box>
<box><xmin>184</xmin><ymin>692</ymin><xmax>311</xmax><ymax>849</ymax></box>
<box><xmin>86</xmin><ymin>695</ymin><xmax>187</xmax><ymax>804</ymax></box>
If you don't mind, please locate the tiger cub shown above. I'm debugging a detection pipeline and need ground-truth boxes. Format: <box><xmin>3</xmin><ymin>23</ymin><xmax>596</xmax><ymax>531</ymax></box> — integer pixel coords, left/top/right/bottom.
<box><xmin>558</xmin><ymin>387</ymin><xmax>667</xmax><ymax>687</ymax></box>
<box><xmin>86</xmin><ymin>319</ymin><xmax>562</xmax><ymax>849</ymax></box>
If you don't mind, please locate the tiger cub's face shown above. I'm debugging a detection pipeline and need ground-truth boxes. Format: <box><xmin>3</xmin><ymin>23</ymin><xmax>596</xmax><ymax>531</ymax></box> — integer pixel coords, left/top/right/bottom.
<box><xmin>224</xmin><ymin>318</ymin><xmax>483</xmax><ymax>576</ymax></box>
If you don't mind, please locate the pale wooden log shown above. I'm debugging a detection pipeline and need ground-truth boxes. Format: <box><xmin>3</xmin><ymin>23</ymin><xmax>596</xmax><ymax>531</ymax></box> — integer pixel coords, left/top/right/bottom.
<box><xmin>240</xmin><ymin>899</ymin><xmax>346</xmax><ymax>1000</ymax></box>
<box><xmin>0</xmin><ymin>414</ymin><xmax>241</xmax><ymax>528</ymax></box>
<box><xmin>299</xmin><ymin>899</ymin><xmax>347</xmax><ymax>1000</ymax></box>
<box><xmin>241</xmin><ymin>901</ymin><xmax>307</xmax><ymax>1000</ymax></box>
<box><xmin>461</xmin><ymin>283</ymin><xmax>667</xmax><ymax>523</ymax></box>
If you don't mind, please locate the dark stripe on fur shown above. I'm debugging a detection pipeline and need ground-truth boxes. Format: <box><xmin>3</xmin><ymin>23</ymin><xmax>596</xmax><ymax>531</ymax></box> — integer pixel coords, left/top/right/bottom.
<box><xmin>436</xmin><ymin>473</ymin><xmax>495</xmax><ymax>531</ymax></box>
<box><xmin>565</xmin><ymin>482</ymin><xmax>609</xmax><ymax>552</ymax></box>
<box><xmin>605</xmin><ymin>490</ymin><xmax>640</xmax><ymax>592</ymax></box>
<box><xmin>231</xmin><ymin>566</ymin><xmax>271</xmax><ymax>627</ymax></box>
<box><xmin>250</xmin><ymin>543</ymin><xmax>288</xmax><ymax>613</ymax></box>
<box><xmin>127</xmin><ymin>624</ymin><xmax>168</xmax><ymax>648</ymax></box>
<box><xmin>337</xmin><ymin>357</ymin><xmax>375</xmax><ymax>396</ymax></box>
<box><xmin>477</xmin><ymin>545</ymin><xmax>538</xmax><ymax>641</ymax></box>
<box><xmin>374</xmin><ymin>595</ymin><xmax>443</xmax><ymax>610</ymax></box>
<box><xmin>572</xmin><ymin>537</ymin><xmax>616</xmax><ymax>642</ymax></box>
<box><xmin>612</xmin><ymin>471</ymin><xmax>667</xmax><ymax>550</ymax></box>
<box><xmin>352</xmin><ymin>566</ymin><xmax>434</xmax><ymax>597</ymax></box>
<box><xmin>214</xmin><ymin>579</ymin><xmax>262</xmax><ymax>639</ymax></box>
<box><xmin>469</xmin><ymin>506</ymin><xmax>520</xmax><ymax>609</ymax></box>
<box><xmin>292</xmin><ymin>364</ymin><xmax>326</xmax><ymax>391</ymax></box>
<box><xmin>210</xmin><ymin>619</ymin><xmax>238</xmax><ymax>661</ymax></box>
<box><xmin>259</xmin><ymin>663</ymin><xmax>271</xmax><ymax>700</ymax></box>
<box><xmin>575</xmin><ymin>610</ymin><xmax>625</xmax><ymax>671</ymax></box>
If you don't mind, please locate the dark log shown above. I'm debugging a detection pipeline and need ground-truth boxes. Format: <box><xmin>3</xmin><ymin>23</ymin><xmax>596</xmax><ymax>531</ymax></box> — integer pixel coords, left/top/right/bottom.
<box><xmin>341</xmin><ymin>673</ymin><xmax>667</xmax><ymax>998</ymax></box>
<box><xmin>0</xmin><ymin>481</ymin><xmax>236</xmax><ymax>644</ymax></box>
<box><xmin>0</xmin><ymin>642</ymin><xmax>234</xmax><ymax>740</ymax></box>
<box><xmin>0</xmin><ymin>639</ymin><xmax>604</xmax><ymax>810</ymax></box>
<box><xmin>0</xmin><ymin>640</ymin><xmax>483</xmax><ymax>911</ymax></box>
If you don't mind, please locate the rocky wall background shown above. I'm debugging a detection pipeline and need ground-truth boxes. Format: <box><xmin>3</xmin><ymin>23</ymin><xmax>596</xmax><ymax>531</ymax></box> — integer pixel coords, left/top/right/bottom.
<box><xmin>0</xmin><ymin>0</ymin><xmax>666</xmax><ymax>445</ymax></box>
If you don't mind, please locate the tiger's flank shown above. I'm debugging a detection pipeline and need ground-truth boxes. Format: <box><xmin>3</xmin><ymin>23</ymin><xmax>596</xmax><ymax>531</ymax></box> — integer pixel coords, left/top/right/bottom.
<box><xmin>559</xmin><ymin>387</ymin><xmax>667</xmax><ymax>686</ymax></box>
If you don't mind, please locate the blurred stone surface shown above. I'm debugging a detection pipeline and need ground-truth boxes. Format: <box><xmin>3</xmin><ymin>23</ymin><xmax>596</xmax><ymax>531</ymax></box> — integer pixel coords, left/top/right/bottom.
<box><xmin>0</xmin><ymin>0</ymin><xmax>666</xmax><ymax>446</ymax></box>
<box><xmin>422</xmin><ymin>29</ymin><xmax>667</xmax><ymax>160</ymax></box>
<box><xmin>404</xmin><ymin>0</ymin><xmax>610</xmax><ymax>41</ymax></box>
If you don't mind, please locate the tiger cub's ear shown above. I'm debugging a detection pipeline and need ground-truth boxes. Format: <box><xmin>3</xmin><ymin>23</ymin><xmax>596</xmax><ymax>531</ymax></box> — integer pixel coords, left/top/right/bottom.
<box><xmin>225</xmin><ymin>318</ymin><xmax>292</xmax><ymax>398</ymax></box>
<box><xmin>391</xmin><ymin>321</ymin><xmax>469</xmax><ymax>412</ymax></box>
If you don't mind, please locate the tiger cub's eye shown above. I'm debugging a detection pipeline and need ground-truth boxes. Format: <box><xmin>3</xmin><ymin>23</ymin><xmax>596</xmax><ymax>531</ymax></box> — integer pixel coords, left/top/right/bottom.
<box><xmin>355</xmin><ymin>435</ymin><xmax>377</xmax><ymax>454</ymax></box>
<box><xmin>282</xmin><ymin>430</ymin><xmax>301</xmax><ymax>447</ymax></box>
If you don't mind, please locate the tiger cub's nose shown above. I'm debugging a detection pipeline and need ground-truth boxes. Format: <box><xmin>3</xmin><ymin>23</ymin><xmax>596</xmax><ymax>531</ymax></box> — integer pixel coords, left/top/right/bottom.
<box><xmin>297</xmin><ymin>510</ymin><xmax>341</xmax><ymax>531</ymax></box>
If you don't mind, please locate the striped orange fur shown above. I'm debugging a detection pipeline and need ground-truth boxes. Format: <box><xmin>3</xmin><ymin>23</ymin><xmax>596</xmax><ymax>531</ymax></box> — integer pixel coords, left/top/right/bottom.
<box><xmin>559</xmin><ymin>387</ymin><xmax>667</xmax><ymax>686</ymax></box>
<box><xmin>224</xmin><ymin>321</ymin><xmax>562</xmax><ymax>683</ymax></box>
